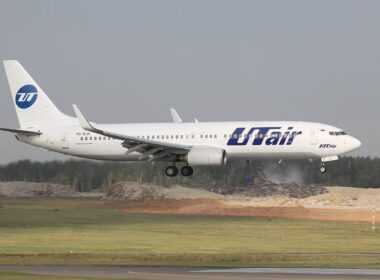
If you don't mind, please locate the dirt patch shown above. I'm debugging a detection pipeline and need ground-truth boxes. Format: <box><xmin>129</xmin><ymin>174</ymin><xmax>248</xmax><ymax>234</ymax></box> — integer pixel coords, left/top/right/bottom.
<box><xmin>2</xmin><ymin>180</ymin><xmax>379</xmax><ymax>222</ymax></box>
<box><xmin>105</xmin><ymin>181</ymin><xmax>223</xmax><ymax>200</ymax></box>
<box><xmin>0</xmin><ymin>182</ymin><xmax>76</xmax><ymax>197</ymax></box>
<box><xmin>208</xmin><ymin>182</ymin><xmax>328</xmax><ymax>198</ymax></box>
<box><xmin>0</xmin><ymin>182</ymin><xmax>102</xmax><ymax>198</ymax></box>
<box><xmin>118</xmin><ymin>198</ymin><xmax>380</xmax><ymax>222</ymax></box>
<box><xmin>106</xmin><ymin>181</ymin><xmax>380</xmax><ymax>222</ymax></box>
<box><xmin>104</xmin><ymin>181</ymin><xmax>380</xmax><ymax>210</ymax></box>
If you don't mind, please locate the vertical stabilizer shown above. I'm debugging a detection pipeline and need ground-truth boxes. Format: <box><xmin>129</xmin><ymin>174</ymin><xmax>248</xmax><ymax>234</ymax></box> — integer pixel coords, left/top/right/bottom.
<box><xmin>3</xmin><ymin>60</ymin><xmax>74</xmax><ymax>128</ymax></box>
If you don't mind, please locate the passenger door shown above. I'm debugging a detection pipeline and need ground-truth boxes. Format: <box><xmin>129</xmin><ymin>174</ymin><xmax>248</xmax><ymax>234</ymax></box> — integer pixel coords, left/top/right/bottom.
<box><xmin>310</xmin><ymin>130</ymin><xmax>318</xmax><ymax>145</ymax></box>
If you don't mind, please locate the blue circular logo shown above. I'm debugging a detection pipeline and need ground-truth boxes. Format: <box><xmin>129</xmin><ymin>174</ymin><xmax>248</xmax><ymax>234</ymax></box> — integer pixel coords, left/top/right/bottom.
<box><xmin>15</xmin><ymin>85</ymin><xmax>38</xmax><ymax>109</ymax></box>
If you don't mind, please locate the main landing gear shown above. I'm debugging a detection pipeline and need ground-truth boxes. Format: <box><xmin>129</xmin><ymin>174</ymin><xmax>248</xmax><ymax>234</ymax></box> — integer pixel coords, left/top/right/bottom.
<box><xmin>165</xmin><ymin>165</ymin><xmax>193</xmax><ymax>177</ymax></box>
<box><xmin>165</xmin><ymin>166</ymin><xmax>178</xmax><ymax>177</ymax></box>
<box><xmin>181</xmin><ymin>165</ymin><xmax>194</xmax><ymax>176</ymax></box>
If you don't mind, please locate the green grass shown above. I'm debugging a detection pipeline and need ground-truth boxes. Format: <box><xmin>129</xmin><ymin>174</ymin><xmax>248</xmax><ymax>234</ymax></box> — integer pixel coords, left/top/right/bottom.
<box><xmin>0</xmin><ymin>271</ymin><xmax>135</xmax><ymax>280</ymax></box>
<box><xmin>0</xmin><ymin>198</ymin><xmax>379</xmax><ymax>268</ymax></box>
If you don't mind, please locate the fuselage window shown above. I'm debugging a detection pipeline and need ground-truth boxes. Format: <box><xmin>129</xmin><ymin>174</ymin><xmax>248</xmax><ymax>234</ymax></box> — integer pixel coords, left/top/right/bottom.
<box><xmin>176</xmin><ymin>135</ymin><xmax>178</xmax><ymax>139</ymax></box>
<box><xmin>214</xmin><ymin>134</ymin><xmax>217</xmax><ymax>139</ymax></box>
<box><xmin>89</xmin><ymin>137</ymin><xmax>92</xmax><ymax>140</ymax></box>
<box><xmin>192</xmin><ymin>135</ymin><xmax>195</xmax><ymax>138</ymax></box>
<box><xmin>171</xmin><ymin>135</ymin><xmax>174</xmax><ymax>139</ymax></box>
<box><xmin>80</xmin><ymin>137</ymin><xmax>83</xmax><ymax>141</ymax></box>
<box><xmin>180</xmin><ymin>135</ymin><xmax>183</xmax><ymax>139</ymax></box>
<box><xmin>200</xmin><ymin>135</ymin><xmax>203</xmax><ymax>138</ymax></box>
<box><xmin>147</xmin><ymin>136</ymin><xmax>150</xmax><ymax>139</ymax></box>
<box><xmin>205</xmin><ymin>135</ymin><xmax>208</xmax><ymax>139</ymax></box>
<box><xmin>224</xmin><ymin>134</ymin><xmax>227</xmax><ymax>138</ymax></box>
<box><xmin>209</xmin><ymin>134</ymin><xmax>212</xmax><ymax>138</ymax></box>
<box><xmin>166</xmin><ymin>135</ymin><xmax>169</xmax><ymax>139</ymax></box>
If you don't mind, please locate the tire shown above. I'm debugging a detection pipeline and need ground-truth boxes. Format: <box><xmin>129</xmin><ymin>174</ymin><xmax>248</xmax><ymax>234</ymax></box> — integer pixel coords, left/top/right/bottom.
<box><xmin>320</xmin><ymin>165</ymin><xmax>327</xmax><ymax>173</ymax></box>
<box><xmin>165</xmin><ymin>166</ymin><xmax>178</xmax><ymax>177</ymax></box>
<box><xmin>181</xmin><ymin>166</ymin><xmax>194</xmax><ymax>177</ymax></box>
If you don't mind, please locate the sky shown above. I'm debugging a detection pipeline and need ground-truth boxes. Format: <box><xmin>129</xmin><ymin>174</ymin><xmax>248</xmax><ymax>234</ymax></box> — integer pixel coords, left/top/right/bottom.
<box><xmin>0</xmin><ymin>0</ymin><xmax>379</xmax><ymax>163</ymax></box>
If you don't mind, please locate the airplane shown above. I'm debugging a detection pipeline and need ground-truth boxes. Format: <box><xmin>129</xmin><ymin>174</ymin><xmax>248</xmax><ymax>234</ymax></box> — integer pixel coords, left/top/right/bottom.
<box><xmin>0</xmin><ymin>60</ymin><xmax>361</xmax><ymax>177</ymax></box>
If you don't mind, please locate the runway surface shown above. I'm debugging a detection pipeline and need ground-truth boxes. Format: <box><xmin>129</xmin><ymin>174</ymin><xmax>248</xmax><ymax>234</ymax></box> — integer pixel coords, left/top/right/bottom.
<box><xmin>1</xmin><ymin>266</ymin><xmax>380</xmax><ymax>280</ymax></box>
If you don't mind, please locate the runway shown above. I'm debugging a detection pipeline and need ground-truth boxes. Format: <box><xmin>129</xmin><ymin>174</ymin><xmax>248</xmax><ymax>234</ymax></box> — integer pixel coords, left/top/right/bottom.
<box><xmin>1</xmin><ymin>266</ymin><xmax>380</xmax><ymax>280</ymax></box>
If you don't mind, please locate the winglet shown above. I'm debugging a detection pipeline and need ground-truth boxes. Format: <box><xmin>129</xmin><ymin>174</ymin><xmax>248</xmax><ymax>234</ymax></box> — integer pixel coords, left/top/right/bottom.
<box><xmin>169</xmin><ymin>108</ymin><xmax>183</xmax><ymax>123</ymax></box>
<box><xmin>72</xmin><ymin>104</ymin><xmax>96</xmax><ymax>131</ymax></box>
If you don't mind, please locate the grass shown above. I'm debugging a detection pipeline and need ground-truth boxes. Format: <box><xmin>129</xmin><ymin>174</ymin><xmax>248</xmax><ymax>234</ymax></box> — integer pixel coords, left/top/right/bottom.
<box><xmin>0</xmin><ymin>271</ymin><xmax>136</xmax><ymax>280</ymax></box>
<box><xmin>0</xmin><ymin>198</ymin><xmax>379</xmax><ymax>268</ymax></box>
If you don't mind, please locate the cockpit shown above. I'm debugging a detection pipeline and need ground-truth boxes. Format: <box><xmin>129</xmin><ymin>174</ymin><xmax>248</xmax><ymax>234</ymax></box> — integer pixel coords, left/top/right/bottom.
<box><xmin>329</xmin><ymin>131</ymin><xmax>346</xmax><ymax>136</ymax></box>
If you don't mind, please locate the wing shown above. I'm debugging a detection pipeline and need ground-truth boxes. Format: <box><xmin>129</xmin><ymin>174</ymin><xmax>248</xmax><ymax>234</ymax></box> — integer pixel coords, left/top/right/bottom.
<box><xmin>73</xmin><ymin>105</ymin><xmax>191</xmax><ymax>161</ymax></box>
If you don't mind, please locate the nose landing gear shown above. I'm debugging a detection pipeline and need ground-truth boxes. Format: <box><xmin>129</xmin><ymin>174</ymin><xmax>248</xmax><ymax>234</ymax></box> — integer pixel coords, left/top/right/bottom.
<box><xmin>319</xmin><ymin>163</ymin><xmax>327</xmax><ymax>173</ymax></box>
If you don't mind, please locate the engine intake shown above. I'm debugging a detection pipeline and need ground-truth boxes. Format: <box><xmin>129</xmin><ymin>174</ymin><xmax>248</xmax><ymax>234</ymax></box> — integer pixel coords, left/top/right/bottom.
<box><xmin>186</xmin><ymin>146</ymin><xmax>227</xmax><ymax>166</ymax></box>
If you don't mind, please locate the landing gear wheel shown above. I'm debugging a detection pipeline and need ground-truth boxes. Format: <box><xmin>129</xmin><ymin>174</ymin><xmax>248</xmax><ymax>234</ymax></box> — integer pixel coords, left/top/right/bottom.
<box><xmin>319</xmin><ymin>164</ymin><xmax>327</xmax><ymax>174</ymax></box>
<box><xmin>165</xmin><ymin>166</ymin><xmax>178</xmax><ymax>177</ymax></box>
<box><xmin>181</xmin><ymin>166</ymin><xmax>194</xmax><ymax>176</ymax></box>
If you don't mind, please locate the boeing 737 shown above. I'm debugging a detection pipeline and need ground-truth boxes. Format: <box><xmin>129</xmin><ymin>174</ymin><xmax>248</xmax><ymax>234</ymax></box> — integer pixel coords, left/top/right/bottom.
<box><xmin>0</xmin><ymin>61</ymin><xmax>361</xmax><ymax>176</ymax></box>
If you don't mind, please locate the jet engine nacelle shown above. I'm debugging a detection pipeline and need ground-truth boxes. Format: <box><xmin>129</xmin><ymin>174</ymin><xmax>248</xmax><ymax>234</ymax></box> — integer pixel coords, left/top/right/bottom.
<box><xmin>186</xmin><ymin>146</ymin><xmax>227</xmax><ymax>166</ymax></box>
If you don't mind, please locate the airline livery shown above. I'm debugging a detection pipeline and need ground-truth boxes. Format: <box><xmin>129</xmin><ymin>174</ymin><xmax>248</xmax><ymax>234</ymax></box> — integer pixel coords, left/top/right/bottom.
<box><xmin>0</xmin><ymin>61</ymin><xmax>361</xmax><ymax>176</ymax></box>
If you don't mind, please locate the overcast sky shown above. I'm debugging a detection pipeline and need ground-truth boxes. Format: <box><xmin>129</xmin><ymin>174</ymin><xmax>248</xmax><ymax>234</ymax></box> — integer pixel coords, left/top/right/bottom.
<box><xmin>0</xmin><ymin>0</ymin><xmax>379</xmax><ymax>163</ymax></box>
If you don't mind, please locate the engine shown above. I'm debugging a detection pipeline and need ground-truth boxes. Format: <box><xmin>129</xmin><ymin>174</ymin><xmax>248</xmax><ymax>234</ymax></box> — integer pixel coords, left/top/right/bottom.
<box><xmin>185</xmin><ymin>146</ymin><xmax>227</xmax><ymax>166</ymax></box>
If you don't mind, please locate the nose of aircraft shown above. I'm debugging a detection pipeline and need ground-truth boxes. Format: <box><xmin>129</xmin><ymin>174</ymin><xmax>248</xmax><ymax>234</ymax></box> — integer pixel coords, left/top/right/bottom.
<box><xmin>348</xmin><ymin>136</ymin><xmax>362</xmax><ymax>151</ymax></box>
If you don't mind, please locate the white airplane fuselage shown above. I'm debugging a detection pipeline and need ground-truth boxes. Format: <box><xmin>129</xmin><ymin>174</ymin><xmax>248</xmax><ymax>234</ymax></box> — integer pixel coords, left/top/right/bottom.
<box><xmin>1</xmin><ymin>60</ymin><xmax>362</xmax><ymax>176</ymax></box>
<box><xmin>19</xmin><ymin>121</ymin><xmax>360</xmax><ymax>162</ymax></box>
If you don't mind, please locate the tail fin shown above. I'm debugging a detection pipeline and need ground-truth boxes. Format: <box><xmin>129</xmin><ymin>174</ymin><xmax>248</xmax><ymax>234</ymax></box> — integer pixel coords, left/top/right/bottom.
<box><xmin>3</xmin><ymin>60</ymin><xmax>74</xmax><ymax>128</ymax></box>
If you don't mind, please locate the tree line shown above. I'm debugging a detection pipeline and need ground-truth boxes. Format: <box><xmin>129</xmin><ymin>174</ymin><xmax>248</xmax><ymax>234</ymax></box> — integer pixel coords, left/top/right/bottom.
<box><xmin>0</xmin><ymin>157</ymin><xmax>378</xmax><ymax>191</ymax></box>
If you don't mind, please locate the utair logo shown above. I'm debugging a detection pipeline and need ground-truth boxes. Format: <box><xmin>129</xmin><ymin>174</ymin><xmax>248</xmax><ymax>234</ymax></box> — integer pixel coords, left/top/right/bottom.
<box><xmin>227</xmin><ymin>127</ymin><xmax>302</xmax><ymax>146</ymax></box>
<box><xmin>15</xmin><ymin>84</ymin><xmax>38</xmax><ymax>109</ymax></box>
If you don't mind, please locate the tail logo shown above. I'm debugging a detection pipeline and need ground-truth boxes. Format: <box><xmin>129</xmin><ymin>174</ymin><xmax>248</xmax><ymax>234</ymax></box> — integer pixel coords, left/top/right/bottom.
<box><xmin>15</xmin><ymin>85</ymin><xmax>38</xmax><ymax>109</ymax></box>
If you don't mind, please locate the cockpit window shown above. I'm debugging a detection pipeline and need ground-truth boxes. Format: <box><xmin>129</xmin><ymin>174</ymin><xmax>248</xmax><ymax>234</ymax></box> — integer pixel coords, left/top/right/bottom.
<box><xmin>329</xmin><ymin>131</ymin><xmax>347</xmax><ymax>136</ymax></box>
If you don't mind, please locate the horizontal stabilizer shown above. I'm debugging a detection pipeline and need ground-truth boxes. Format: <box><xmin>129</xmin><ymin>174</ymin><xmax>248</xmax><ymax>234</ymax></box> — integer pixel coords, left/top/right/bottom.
<box><xmin>0</xmin><ymin>127</ymin><xmax>42</xmax><ymax>136</ymax></box>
